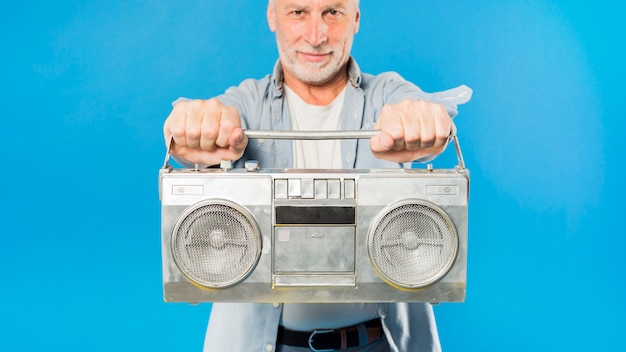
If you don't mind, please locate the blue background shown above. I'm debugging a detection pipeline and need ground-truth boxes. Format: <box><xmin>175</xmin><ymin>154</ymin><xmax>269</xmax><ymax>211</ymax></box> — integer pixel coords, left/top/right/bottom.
<box><xmin>1</xmin><ymin>0</ymin><xmax>624</xmax><ymax>351</ymax></box>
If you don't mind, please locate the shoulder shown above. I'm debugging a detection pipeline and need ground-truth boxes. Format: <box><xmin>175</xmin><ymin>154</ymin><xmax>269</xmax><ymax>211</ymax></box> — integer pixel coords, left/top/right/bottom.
<box><xmin>223</xmin><ymin>74</ymin><xmax>274</xmax><ymax>98</ymax></box>
<box><xmin>361</xmin><ymin>71</ymin><xmax>423</xmax><ymax>95</ymax></box>
<box><xmin>357</xmin><ymin>70</ymin><xmax>428</xmax><ymax>108</ymax></box>
<box><xmin>220</xmin><ymin>59</ymin><xmax>283</xmax><ymax>102</ymax></box>
<box><xmin>214</xmin><ymin>74</ymin><xmax>277</xmax><ymax>113</ymax></box>
<box><xmin>361</xmin><ymin>70</ymin><xmax>407</xmax><ymax>85</ymax></box>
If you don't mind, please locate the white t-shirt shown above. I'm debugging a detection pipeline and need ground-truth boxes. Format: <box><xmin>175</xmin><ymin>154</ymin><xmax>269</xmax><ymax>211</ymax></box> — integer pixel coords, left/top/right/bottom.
<box><xmin>281</xmin><ymin>84</ymin><xmax>379</xmax><ymax>331</ymax></box>
<box><xmin>284</xmin><ymin>84</ymin><xmax>343</xmax><ymax>169</ymax></box>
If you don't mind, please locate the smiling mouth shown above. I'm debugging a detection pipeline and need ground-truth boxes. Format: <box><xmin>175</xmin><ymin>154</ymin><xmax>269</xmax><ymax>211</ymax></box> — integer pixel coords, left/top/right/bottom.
<box><xmin>299</xmin><ymin>52</ymin><xmax>331</xmax><ymax>62</ymax></box>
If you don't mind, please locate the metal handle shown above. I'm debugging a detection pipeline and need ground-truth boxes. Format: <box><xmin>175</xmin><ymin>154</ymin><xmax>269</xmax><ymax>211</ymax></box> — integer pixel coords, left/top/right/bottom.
<box><xmin>162</xmin><ymin>136</ymin><xmax>176</xmax><ymax>170</ymax></box>
<box><xmin>450</xmin><ymin>135</ymin><xmax>466</xmax><ymax>170</ymax></box>
<box><xmin>244</xmin><ymin>130</ymin><xmax>379</xmax><ymax>140</ymax></box>
<box><xmin>163</xmin><ymin>130</ymin><xmax>467</xmax><ymax>170</ymax></box>
<box><xmin>162</xmin><ymin>131</ymin><xmax>376</xmax><ymax>170</ymax></box>
<box><xmin>244</xmin><ymin>130</ymin><xmax>466</xmax><ymax>169</ymax></box>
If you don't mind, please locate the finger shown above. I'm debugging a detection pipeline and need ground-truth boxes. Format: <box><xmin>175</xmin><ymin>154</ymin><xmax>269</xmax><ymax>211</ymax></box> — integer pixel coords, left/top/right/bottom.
<box><xmin>164</xmin><ymin>107</ymin><xmax>187</xmax><ymax>148</ymax></box>
<box><xmin>378</xmin><ymin>105</ymin><xmax>406</xmax><ymax>151</ymax></box>
<box><xmin>417</xmin><ymin>114</ymin><xmax>437</xmax><ymax>149</ymax></box>
<box><xmin>229</xmin><ymin>127</ymin><xmax>248</xmax><ymax>154</ymax></box>
<box><xmin>430</xmin><ymin>106</ymin><xmax>453</xmax><ymax>149</ymax></box>
<box><xmin>163</xmin><ymin>117</ymin><xmax>173</xmax><ymax>145</ymax></box>
<box><xmin>409</xmin><ymin>102</ymin><xmax>449</xmax><ymax>150</ymax></box>
<box><xmin>370</xmin><ymin>131</ymin><xmax>394</xmax><ymax>153</ymax></box>
<box><xmin>199</xmin><ymin>109</ymin><xmax>219</xmax><ymax>152</ymax></box>
<box><xmin>215</xmin><ymin>107</ymin><xmax>239</xmax><ymax>148</ymax></box>
<box><xmin>390</xmin><ymin>114</ymin><xmax>406</xmax><ymax>151</ymax></box>
<box><xmin>402</xmin><ymin>110</ymin><xmax>422</xmax><ymax>151</ymax></box>
<box><xmin>185</xmin><ymin>110</ymin><xmax>203</xmax><ymax>150</ymax></box>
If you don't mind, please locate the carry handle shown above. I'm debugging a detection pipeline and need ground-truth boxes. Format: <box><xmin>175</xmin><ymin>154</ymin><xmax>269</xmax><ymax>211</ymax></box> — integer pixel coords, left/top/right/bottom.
<box><xmin>163</xmin><ymin>130</ymin><xmax>466</xmax><ymax>170</ymax></box>
<box><xmin>243</xmin><ymin>130</ymin><xmax>378</xmax><ymax>140</ymax></box>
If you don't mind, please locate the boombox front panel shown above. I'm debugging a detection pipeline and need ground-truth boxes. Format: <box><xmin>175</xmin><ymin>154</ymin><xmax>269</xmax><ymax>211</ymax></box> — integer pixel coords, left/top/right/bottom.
<box><xmin>161</xmin><ymin>168</ymin><xmax>468</xmax><ymax>303</ymax></box>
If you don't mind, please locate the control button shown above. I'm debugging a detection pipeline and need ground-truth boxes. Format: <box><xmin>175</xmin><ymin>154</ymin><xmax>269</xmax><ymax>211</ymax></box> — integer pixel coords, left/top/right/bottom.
<box><xmin>219</xmin><ymin>160</ymin><xmax>232</xmax><ymax>170</ymax></box>
<box><xmin>315</xmin><ymin>179</ymin><xmax>328</xmax><ymax>199</ymax></box>
<box><xmin>328</xmin><ymin>179</ymin><xmax>341</xmax><ymax>199</ymax></box>
<box><xmin>344</xmin><ymin>179</ymin><xmax>355</xmax><ymax>199</ymax></box>
<box><xmin>301</xmin><ymin>178</ymin><xmax>314</xmax><ymax>199</ymax></box>
<box><xmin>275</xmin><ymin>179</ymin><xmax>288</xmax><ymax>199</ymax></box>
<box><xmin>288</xmin><ymin>179</ymin><xmax>302</xmax><ymax>198</ymax></box>
<box><xmin>244</xmin><ymin>160</ymin><xmax>259</xmax><ymax>172</ymax></box>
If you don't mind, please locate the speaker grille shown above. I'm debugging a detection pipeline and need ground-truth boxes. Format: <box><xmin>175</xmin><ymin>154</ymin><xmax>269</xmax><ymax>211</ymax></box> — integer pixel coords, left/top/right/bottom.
<box><xmin>369</xmin><ymin>201</ymin><xmax>458</xmax><ymax>288</ymax></box>
<box><xmin>172</xmin><ymin>200</ymin><xmax>261</xmax><ymax>288</ymax></box>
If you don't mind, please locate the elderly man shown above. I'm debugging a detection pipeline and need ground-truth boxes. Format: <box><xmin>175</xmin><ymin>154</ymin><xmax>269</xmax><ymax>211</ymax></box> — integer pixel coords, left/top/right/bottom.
<box><xmin>164</xmin><ymin>0</ymin><xmax>471</xmax><ymax>350</ymax></box>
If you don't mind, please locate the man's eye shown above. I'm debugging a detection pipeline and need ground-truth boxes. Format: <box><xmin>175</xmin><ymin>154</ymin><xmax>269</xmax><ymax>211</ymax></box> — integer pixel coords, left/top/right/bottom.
<box><xmin>324</xmin><ymin>9</ymin><xmax>342</xmax><ymax>18</ymax></box>
<box><xmin>291</xmin><ymin>10</ymin><xmax>304</xmax><ymax>16</ymax></box>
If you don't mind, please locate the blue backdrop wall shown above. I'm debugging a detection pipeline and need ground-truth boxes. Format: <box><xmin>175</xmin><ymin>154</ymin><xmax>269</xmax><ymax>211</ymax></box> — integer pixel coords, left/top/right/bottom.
<box><xmin>1</xmin><ymin>1</ymin><xmax>624</xmax><ymax>351</ymax></box>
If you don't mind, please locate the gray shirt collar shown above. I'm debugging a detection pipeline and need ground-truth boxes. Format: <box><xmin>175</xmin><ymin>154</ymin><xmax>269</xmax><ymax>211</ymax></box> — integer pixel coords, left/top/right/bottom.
<box><xmin>270</xmin><ymin>57</ymin><xmax>363</xmax><ymax>97</ymax></box>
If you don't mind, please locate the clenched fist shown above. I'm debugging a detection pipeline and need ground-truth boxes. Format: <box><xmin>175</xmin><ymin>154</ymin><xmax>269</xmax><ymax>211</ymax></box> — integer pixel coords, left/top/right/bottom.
<box><xmin>370</xmin><ymin>99</ymin><xmax>454</xmax><ymax>163</ymax></box>
<box><xmin>163</xmin><ymin>98</ymin><xmax>248</xmax><ymax>166</ymax></box>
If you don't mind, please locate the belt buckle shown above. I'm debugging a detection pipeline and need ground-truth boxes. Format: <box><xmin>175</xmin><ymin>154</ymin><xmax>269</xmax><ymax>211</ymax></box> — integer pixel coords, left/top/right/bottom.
<box><xmin>308</xmin><ymin>329</ymin><xmax>335</xmax><ymax>352</ymax></box>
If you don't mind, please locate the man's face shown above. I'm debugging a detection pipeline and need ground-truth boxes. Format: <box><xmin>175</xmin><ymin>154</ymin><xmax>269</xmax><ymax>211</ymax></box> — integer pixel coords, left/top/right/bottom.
<box><xmin>267</xmin><ymin>0</ymin><xmax>360</xmax><ymax>86</ymax></box>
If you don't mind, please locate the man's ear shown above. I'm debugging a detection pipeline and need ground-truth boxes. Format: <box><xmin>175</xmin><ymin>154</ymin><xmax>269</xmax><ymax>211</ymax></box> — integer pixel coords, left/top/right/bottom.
<box><xmin>267</xmin><ymin>3</ymin><xmax>276</xmax><ymax>32</ymax></box>
<box><xmin>354</xmin><ymin>9</ymin><xmax>360</xmax><ymax>34</ymax></box>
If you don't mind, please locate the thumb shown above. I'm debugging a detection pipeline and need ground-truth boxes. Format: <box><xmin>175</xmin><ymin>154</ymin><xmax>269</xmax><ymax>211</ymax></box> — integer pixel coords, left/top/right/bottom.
<box><xmin>228</xmin><ymin>127</ymin><xmax>248</xmax><ymax>156</ymax></box>
<box><xmin>370</xmin><ymin>132</ymin><xmax>394</xmax><ymax>152</ymax></box>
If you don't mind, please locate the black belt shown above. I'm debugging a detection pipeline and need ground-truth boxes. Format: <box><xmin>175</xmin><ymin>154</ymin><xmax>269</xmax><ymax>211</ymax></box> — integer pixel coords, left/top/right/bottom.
<box><xmin>277</xmin><ymin>318</ymin><xmax>383</xmax><ymax>351</ymax></box>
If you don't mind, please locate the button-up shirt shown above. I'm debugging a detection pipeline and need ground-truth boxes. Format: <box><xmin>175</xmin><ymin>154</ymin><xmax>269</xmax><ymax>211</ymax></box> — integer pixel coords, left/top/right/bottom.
<box><xmin>196</xmin><ymin>58</ymin><xmax>472</xmax><ymax>352</ymax></box>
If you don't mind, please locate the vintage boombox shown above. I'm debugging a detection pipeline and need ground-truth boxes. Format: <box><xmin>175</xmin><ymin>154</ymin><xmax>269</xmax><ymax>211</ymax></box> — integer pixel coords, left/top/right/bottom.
<box><xmin>159</xmin><ymin>131</ymin><xmax>469</xmax><ymax>304</ymax></box>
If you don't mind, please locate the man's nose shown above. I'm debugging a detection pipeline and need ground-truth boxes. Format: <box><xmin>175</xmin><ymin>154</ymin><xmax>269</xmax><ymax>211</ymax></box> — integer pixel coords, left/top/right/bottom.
<box><xmin>305</xmin><ymin>16</ymin><xmax>328</xmax><ymax>47</ymax></box>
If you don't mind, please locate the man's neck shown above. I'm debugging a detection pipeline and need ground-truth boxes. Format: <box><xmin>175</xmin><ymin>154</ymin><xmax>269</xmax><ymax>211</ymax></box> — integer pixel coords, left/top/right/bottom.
<box><xmin>282</xmin><ymin>67</ymin><xmax>349</xmax><ymax>106</ymax></box>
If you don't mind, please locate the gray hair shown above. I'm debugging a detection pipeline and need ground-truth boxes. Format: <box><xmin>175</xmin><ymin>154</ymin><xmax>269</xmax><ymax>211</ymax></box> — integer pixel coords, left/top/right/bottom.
<box><xmin>268</xmin><ymin>0</ymin><xmax>360</xmax><ymax>7</ymax></box>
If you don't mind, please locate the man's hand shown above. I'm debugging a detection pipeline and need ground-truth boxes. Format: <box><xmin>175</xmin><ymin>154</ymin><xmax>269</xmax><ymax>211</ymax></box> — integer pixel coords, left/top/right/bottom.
<box><xmin>163</xmin><ymin>98</ymin><xmax>247</xmax><ymax>166</ymax></box>
<box><xmin>370</xmin><ymin>99</ymin><xmax>453</xmax><ymax>163</ymax></box>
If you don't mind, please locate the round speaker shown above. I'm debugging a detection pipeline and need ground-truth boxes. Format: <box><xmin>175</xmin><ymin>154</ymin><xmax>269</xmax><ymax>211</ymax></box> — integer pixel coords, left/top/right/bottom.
<box><xmin>368</xmin><ymin>200</ymin><xmax>458</xmax><ymax>288</ymax></box>
<box><xmin>171</xmin><ymin>199</ymin><xmax>261</xmax><ymax>288</ymax></box>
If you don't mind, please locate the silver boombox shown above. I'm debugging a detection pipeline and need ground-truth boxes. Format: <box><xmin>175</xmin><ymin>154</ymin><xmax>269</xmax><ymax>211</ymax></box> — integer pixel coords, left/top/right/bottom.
<box><xmin>159</xmin><ymin>131</ymin><xmax>469</xmax><ymax>304</ymax></box>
